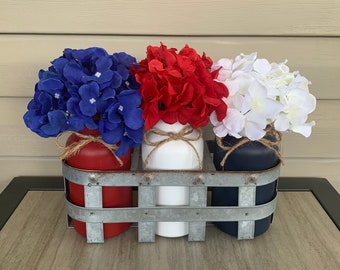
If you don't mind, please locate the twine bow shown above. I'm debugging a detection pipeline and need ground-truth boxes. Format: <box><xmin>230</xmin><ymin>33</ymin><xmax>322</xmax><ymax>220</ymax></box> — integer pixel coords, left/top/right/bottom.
<box><xmin>55</xmin><ymin>131</ymin><xmax>123</xmax><ymax>167</ymax></box>
<box><xmin>143</xmin><ymin>125</ymin><xmax>203</xmax><ymax>169</ymax></box>
<box><xmin>216</xmin><ymin>127</ymin><xmax>283</xmax><ymax>168</ymax></box>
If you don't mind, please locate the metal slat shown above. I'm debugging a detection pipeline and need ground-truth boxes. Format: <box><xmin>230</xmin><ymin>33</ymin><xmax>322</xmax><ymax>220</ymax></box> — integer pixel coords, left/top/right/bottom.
<box><xmin>138</xmin><ymin>185</ymin><xmax>156</xmax><ymax>242</ymax></box>
<box><xmin>84</xmin><ymin>185</ymin><xmax>104</xmax><ymax>243</ymax></box>
<box><xmin>66</xmin><ymin>196</ymin><xmax>277</xmax><ymax>223</ymax></box>
<box><xmin>63</xmin><ymin>162</ymin><xmax>280</xmax><ymax>187</ymax></box>
<box><xmin>237</xmin><ymin>186</ymin><xmax>256</xmax><ymax>239</ymax></box>
<box><xmin>188</xmin><ymin>186</ymin><xmax>207</xmax><ymax>241</ymax></box>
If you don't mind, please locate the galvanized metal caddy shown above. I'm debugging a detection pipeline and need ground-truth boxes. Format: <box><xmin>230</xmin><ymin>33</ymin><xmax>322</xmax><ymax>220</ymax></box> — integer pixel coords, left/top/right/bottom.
<box><xmin>63</xmin><ymin>142</ymin><xmax>280</xmax><ymax>243</ymax></box>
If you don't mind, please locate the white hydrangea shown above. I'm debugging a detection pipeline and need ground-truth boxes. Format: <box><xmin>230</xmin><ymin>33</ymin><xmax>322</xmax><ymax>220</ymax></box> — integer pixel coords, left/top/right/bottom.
<box><xmin>211</xmin><ymin>52</ymin><xmax>316</xmax><ymax>140</ymax></box>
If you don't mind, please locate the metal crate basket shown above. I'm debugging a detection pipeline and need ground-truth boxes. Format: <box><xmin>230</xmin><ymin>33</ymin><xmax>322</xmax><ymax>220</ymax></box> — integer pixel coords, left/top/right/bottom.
<box><xmin>63</xmin><ymin>141</ymin><xmax>280</xmax><ymax>243</ymax></box>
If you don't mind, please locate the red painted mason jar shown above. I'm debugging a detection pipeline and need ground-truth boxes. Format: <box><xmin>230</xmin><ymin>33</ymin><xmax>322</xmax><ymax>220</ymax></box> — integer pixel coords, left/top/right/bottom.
<box><xmin>65</xmin><ymin>128</ymin><xmax>132</xmax><ymax>238</ymax></box>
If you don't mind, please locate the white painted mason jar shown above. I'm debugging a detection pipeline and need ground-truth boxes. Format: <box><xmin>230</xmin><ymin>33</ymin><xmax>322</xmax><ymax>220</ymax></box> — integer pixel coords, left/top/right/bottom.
<box><xmin>142</xmin><ymin>120</ymin><xmax>204</xmax><ymax>237</ymax></box>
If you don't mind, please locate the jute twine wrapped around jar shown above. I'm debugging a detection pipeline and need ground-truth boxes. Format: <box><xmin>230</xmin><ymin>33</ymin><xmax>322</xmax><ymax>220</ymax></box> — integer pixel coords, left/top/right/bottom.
<box><xmin>143</xmin><ymin>126</ymin><xmax>203</xmax><ymax>170</ymax></box>
<box><xmin>216</xmin><ymin>127</ymin><xmax>283</xmax><ymax>168</ymax></box>
<box><xmin>55</xmin><ymin>132</ymin><xmax>123</xmax><ymax>166</ymax></box>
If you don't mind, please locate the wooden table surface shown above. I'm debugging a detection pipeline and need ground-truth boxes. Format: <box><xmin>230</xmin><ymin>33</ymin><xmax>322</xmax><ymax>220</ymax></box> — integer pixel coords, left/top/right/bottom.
<box><xmin>0</xmin><ymin>178</ymin><xmax>339</xmax><ymax>270</ymax></box>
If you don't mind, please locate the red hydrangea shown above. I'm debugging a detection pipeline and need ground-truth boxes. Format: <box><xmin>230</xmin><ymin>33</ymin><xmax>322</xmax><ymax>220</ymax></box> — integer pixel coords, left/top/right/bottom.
<box><xmin>132</xmin><ymin>43</ymin><xmax>229</xmax><ymax>130</ymax></box>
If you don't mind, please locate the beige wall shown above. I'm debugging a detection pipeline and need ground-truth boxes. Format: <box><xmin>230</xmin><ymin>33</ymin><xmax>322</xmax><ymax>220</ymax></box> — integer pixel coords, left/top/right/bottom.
<box><xmin>1</xmin><ymin>1</ymin><xmax>340</xmax><ymax>192</ymax></box>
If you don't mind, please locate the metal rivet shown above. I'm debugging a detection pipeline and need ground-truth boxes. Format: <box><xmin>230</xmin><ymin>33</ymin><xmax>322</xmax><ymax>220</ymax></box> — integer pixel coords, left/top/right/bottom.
<box><xmin>142</xmin><ymin>174</ymin><xmax>153</xmax><ymax>185</ymax></box>
<box><xmin>89</xmin><ymin>174</ymin><xmax>97</xmax><ymax>183</ymax></box>
<box><xmin>248</xmin><ymin>175</ymin><xmax>257</xmax><ymax>184</ymax></box>
<box><xmin>193</xmin><ymin>175</ymin><xmax>204</xmax><ymax>185</ymax></box>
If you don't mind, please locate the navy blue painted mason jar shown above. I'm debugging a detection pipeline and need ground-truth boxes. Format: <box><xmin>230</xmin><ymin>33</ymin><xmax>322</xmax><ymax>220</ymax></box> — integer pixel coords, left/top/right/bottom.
<box><xmin>211</xmin><ymin>133</ymin><xmax>280</xmax><ymax>238</ymax></box>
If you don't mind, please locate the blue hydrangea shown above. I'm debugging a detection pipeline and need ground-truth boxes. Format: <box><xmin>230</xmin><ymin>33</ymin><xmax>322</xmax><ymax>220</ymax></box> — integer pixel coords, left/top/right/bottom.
<box><xmin>23</xmin><ymin>47</ymin><xmax>144</xmax><ymax>156</ymax></box>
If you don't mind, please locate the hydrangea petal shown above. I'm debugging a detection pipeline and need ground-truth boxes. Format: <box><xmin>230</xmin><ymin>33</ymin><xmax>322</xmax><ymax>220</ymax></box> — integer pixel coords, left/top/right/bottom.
<box><xmin>111</xmin><ymin>71</ymin><xmax>123</xmax><ymax>88</ymax></box>
<box><xmin>63</xmin><ymin>61</ymin><xmax>83</xmax><ymax>84</ymax></box>
<box><xmin>96</xmin><ymin>56</ymin><xmax>112</xmax><ymax>71</ymax></box>
<box><xmin>291</xmin><ymin>121</ymin><xmax>316</xmax><ymax>137</ymax></box>
<box><xmin>118</xmin><ymin>90</ymin><xmax>142</xmax><ymax>108</ymax></box>
<box><xmin>222</xmin><ymin>109</ymin><xmax>245</xmax><ymax>136</ymax></box>
<box><xmin>244</xmin><ymin>121</ymin><xmax>266</xmax><ymax>141</ymax></box>
<box><xmin>40</xmin><ymin>110</ymin><xmax>68</xmax><ymax>136</ymax></box>
<box><xmin>274</xmin><ymin>114</ymin><xmax>290</xmax><ymax>132</ymax></box>
<box><xmin>115</xmin><ymin>139</ymin><xmax>129</xmax><ymax>157</ymax></box>
<box><xmin>79</xmin><ymin>82</ymin><xmax>99</xmax><ymax>99</ymax></box>
<box><xmin>23</xmin><ymin>111</ymin><xmax>46</xmax><ymax>134</ymax></box>
<box><xmin>79</xmin><ymin>100</ymin><xmax>97</xmax><ymax>117</ymax></box>
<box><xmin>117</xmin><ymin>64</ymin><xmax>130</xmax><ymax>80</ymax></box>
<box><xmin>124</xmin><ymin>108</ymin><xmax>144</xmax><ymax>130</ymax></box>
<box><xmin>253</xmin><ymin>59</ymin><xmax>271</xmax><ymax>74</ymax></box>
<box><xmin>209</xmin><ymin>111</ymin><xmax>220</xmax><ymax>126</ymax></box>
<box><xmin>52</xmin><ymin>58</ymin><xmax>69</xmax><ymax>74</ymax></box>
<box><xmin>213</xmin><ymin>124</ymin><xmax>229</xmax><ymax>138</ymax></box>
<box><xmin>101</xmin><ymin>123</ymin><xmax>124</xmax><ymax>144</ymax></box>
<box><xmin>126</xmin><ymin>127</ymin><xmax>144</xmax><ymax>144</ymax></box>
<box><xmin>115</xmin><ymin>52</ymin><xmax>136</xmax><ymax>67</ymax></box>
<box><xmin>68</xmin><ymin>116</ymin><xmax>86</xmax><ymax>131</ymax></box>
<box><xmin>107</xmin><ymin>105</ymin><xmax>122</xmax><ymax>123</ymax></box>
<box><xmin>38</xmin><ymin>78</ymin><xmax>64</xmax><ymax>92</ymax></box>
<box><xmin>37</xmin><ymin>92</ymin><xmax>53</xmax><ymax>114</ymax></box>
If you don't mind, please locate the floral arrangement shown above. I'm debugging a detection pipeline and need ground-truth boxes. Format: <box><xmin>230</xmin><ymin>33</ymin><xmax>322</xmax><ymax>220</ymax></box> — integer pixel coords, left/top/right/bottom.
<box><xmin>132</xmin><ymin>43</ymin><xmax>229</xmax><ymax>130</ymax></box>
<box><xmin>23</xmin><ymin>47</ymin><xmax>316</xmax><ymax>158</ymax></box>
<box><xmin>210</xmin><ymin>52</ymin><xmax>316</xmax><ymax>141</ymax></box>
<box><xmin>23</xmin><ymin>47</ymin><xmax>144</xmax><ymax>157</ymax></box>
